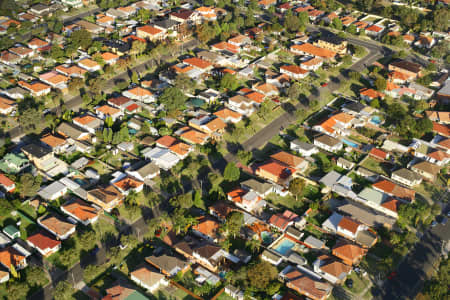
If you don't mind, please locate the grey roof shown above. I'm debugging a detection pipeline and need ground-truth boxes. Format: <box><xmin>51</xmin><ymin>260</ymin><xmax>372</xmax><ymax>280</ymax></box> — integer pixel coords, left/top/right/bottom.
<box><xmin>291</xmin><ymin>139</ymin><xmax>316</xmax><ymax>150</ymax></box>
<box><xmin>38</xmin><ymin>181</ymin><xmax>67</xmax><ymax>200</ymax></box>
<box><xmin>438</xmin><ymin>79</ymin><xmax>450</xmax><ymax>96</ymax></box>
<box><xmin>22</xmin><ymin>143</ymin><xmax>51</xmax><ymax>158</ymax></box>
<box><xmin>287</xmin><ymin>252</ymin><xmax>307</xmax><ymax>265</ymax></box>
<box><xmin>315</xmin><ymin>134</ymin><xmax>341</xmax><ymax>147</ymax></box>
<box><xmin>320</xmin><ymin>171</ymin><xmax>342</xmax><ymax>187</ymax></box>
<box><xmin>303</xmin><ymin>235</ymin><xmax>325</xmax><ymax>249</ymax></box>
<box><xmin>356</xmin><ymin>167</ymin><xmax>378</xmax><ymax>177</ymax></box>
<box><xmin>356</xmin><ymin>230</ymin><xmax>377</xmax><ymax>248</ymax></box>
<box><xmin>153</xmin><ymin>18</ymin><xmax>180</xmax><ymax>30</ymax></box>
<box><xmin>262</xmin><ymin>249</ymin><xmax>282</xmax><ymax>262</ymax></box>
<box><xmin>322</xmin><ymin>212</ymin><xmax>343</xmax><ymax>232</ymax></box>
<box><xmin>358</xmin><ymin>187</ymin><xmax>388</xmax><ymax>205</ymax></box>
<box><xmin>337</xmin><ymin>157</ymin><xmax>354</xmax><ymax>168</ymax></box>
<box><xmin>343</xmin><ymin>101</ymin><xmax>365</xmax><ymax>113</ymax></box>
<box><xmin>241</xmin><ymin>179</ymin><xmax>272</xmax><ymax>195</ymax></box>
<box><xmin>57</xmin><ymin>122</ymin><xmax>87</xmax><ymax>139</ymax></box>
<box><xmin>392</xmin><ymin>168</ymin><xmax>422</xmax><ymax>182</ymax></box>
<box><xmin>71</xmin><ymin>157</ymin><xmax>90</xmax><ymax>169</ymax></box>
<box><xmin>145</xmin><ymin>254</ymin><xmax>188</xmax><ymax>273</ymax></box>
<box><xmin>337</xmin><ymin>202</ymin><xmax>396</xmax><ymax>227</ymax></box>
<box><xmin>286</xmin><ymin>226</ymin><xmax>303</xmax><ymax>239</ymax></box>
<box><xmin>136</xmin><ymin>161</ymin><xmax>159</xmax><ymax>177</ymax></box>
<box><xmin>319</xmin><ymin>33</ymin><xmax>345</xmax><ymax>45</ymax></box>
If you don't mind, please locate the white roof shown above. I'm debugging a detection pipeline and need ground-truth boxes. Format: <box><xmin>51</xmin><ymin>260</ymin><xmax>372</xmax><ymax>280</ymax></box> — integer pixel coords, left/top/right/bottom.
<box><xmin>38</xmin><ymin>181</ymin><xmax>67</xmax><ymax>200</ymax></box>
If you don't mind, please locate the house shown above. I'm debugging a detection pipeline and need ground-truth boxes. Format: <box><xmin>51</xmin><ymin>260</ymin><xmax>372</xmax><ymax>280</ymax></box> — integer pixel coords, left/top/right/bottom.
<box><xmin>61</xmin><ymin>199</ymin><xmax>99</xmax><ymax>225</ymax></box>
<box><xmin>74</xmin><ymin>20</ymin><xmax>104</xmax><ymax>35</ymax></box>
<box><xmin>104</xmin><ymin>282</ymin><xmax>149</xmax><ymax>300</ymax></box>
<box><xmin>322</xmin><ymin>212</ymin><xmax>367</xmax><ymax>240</ymax></box>
<box><xmin>337</xmin><ymin>202</ymin><xmax>396</xmax><ymax>229</ymax></box>
<box><xmin>141</xmin><ymin>147</ymin><xmax>180</xmax><ymax>170</ymax></box>
<box><xmin>0</xmin><ymin>174</ymin><xmax>15</xmax><ymax>193</ymax></box>
<box><xmin>3</xmin><ymin>225</ymin><xmax>20</xmax><ymax>240</ymax></box>
<box><xmin>28</xmin><ymin>37</ymin><xmax>49</xmax><ymax>50</ymax></box>
<box><xmin>183</xmin><ymin>57</ymin><xmax>213</xmax><ymax>71</ymax></box>
<box><xmin>337</xmin><ymin>157</ymin><xmax>355</xmax><ymax>170</ymax></box>
<box><xmin>3</xmin><ymin>86</ymin><xmax>27</xmax><ymax>100</ymax></box>
<box><xmin>281</xmin><ymin>266</ymin><xmax>332</xmax><ymax>300</ymax></box>
<box><xmin>269</xmin><ymin>210</ymin><xmax>299</xmax><ymax>232</ymax></box>
<box><xmin>73</xmin><ymin>115</ymin><xmax>103</xmax><ymax>134</ymax></box>
<box><xmin>87</xmin><ymin>185</ymin><xmax>123</xmax><ymax>212</ymax></box>
<box><xmin>126</xmin><ymin>161</ymin><xmax>159</xmax><ymax>181</ymax></box>
<box><xmin>365</xmin><ymin>25</ymin><xmax>385</xmax><ymax>38</ymax></box>
<box><xmin>78</xmin><ymin>58</ymin><xmax>101</xmax><ymax>72</ymax></box>
<box><xmin>95</xmin><ymin>104</ymin><xmax>123</xmax><ymax>121</ymax></box>
<box><xmin>252</xmin><ymin>82</ymin><xmax>279</xmax><ymax>97</ymax></box>
<box><xmin>178</xmin><ymin>128</ymin><xmax>209</xmax><ymax>145</ymax></box>
<box><xmin>256</xmin><ymin>161</ymin><xmax>295</xmax><ymax>186</ymax></box>
<box><xmin>55</xmin><ymin>64</ymin><xmax>87</xmax><ymax>78</ymax></box>
<box><xmin>38</xmin><ymin>214</ymin><xmax>76</xmax><ymax>240</ymax></box>
<box><xmin>261</xmin><ymin>249</ymin><xmax>283</xmax><ymax>266</ymax></box>
<box><xmin>241</xmin><ymin>179</ymin><xmax>274</xmax><ymax>198</ymax></box>
<box><xmin>187</xmin><ymin>243</ymin><xmax>239</xmax><ymax>272</ymax></box>
<box><xmin>21</xmin><ymin>143</ymin><xmax>53</xmax><ymax>170</ymax></box>
<box><xmin>130</xmin><ymin>265</ymin><xmax>168</xmax><ymax>293</ymax></box>
<box><xmin>432</xmin><ymin>122</ymin><xmax>450</xmax><ymax>137</ymax></box>
<box><xmin>360</xmin><ymin>88</ymin><xmax>385</xmax><ymax>102</ymax></box>
<box><xmin>227</xmin><ymin>95</ymin><xmax>256</xmax><ymax>116</ymax></box>
<box><xmin>280</xmin><ymin>65</ymin><xmax>309</xmax><ymax>80</ymax></box>
<box><xmin>213</xmin><ymin>108</ymin><xmax>242</xmax><ymax>124</ymax></box>
<box><xmin>290</xmin><ymin>140</ymin><xmax>319</xmax><ymax>157</ymax></box>
<box><xmin>291</xmin><ymin>43</ymin><xmax>336</xmax><ymax>60</ymax></box>
<box><xmin>303</xmin><ymin>235</ymin><xmax>326</xmax><ymax>249</ymax></box>
<box><xmin>145</xmin><ymin>255</ymin><xmax>189</xmax><ymax>277</ymax></box>
<box><xmin>0</xmin><ymin>51</ymin><xmax>20</xmax><ymax>65</ymax></box>
<box><xmin>224</xmin><ymin>285</ymin><xmax>244</xmax><ymax>300</ymax></box>
<box><xmin>0</xmin><ymin>247</ymin><xmax>27</xmax><ymax>271</ymax></box>
<box><xmin>192</xmin><ymin>217</ymin><xmax>221</xmax><ymax>242</ymax></box>
<box><xmin>300</xmin><ymin>57</ymin><xmax>323</xmax><ymax>71</ymax></box>
<box><xmin>357</xmin><ymin>187</ymin><xmax>400</xmax><ymax>218</ymax></box>
<box><xmin>122</xmin><ymin>87</ymin><xmax>155</xmax><ymax>103</ymax></box>
<box><xmin>0</xmin><ymin>153</ymin><xmax>29</xmax><ymax>174</ymax></box>
<box><xmin>332</xmin><ymin>240</ymin><xmax>367</xmax><ymax>265</ymax></box>
<box><xmin>38</xmin><ymin>181</ymin><xmax>68</xmax><ymax>201</ymax></box>
<box><xmin>57</xmin><ymin>122</ymin><xmax>90</xmax><ymax>141</ymax></box>
<box><xmin>0</xmin><ymin>270</ymin><xmax>9</xmax><ymax>283</ymax></box>
<box><xmin>314</xmin><ymin>34</ymin><xmax>347</xmax><ymax>55</ymax></box>
<box><xmin>40</xmin><ymin>134</ymin><xmax>68</xmax><ymax>154</ymax></box>
<box><xmin>270</xmin><ymin>151</ymin><xmax>309</xmax><ymax>174</ymax></box>
<box><xmin>437</xmin><ymin>80</ymin><xmax>450</xmax><ymax>103</ymax></box>
<box><xmin>0</xmin><ymin>232</ymin><xmax>11</xmax><ymax>248</ymax></box>
<box><xmin>113</xmin><ymin>176</ymin><xmax>144</xmax><ymax>195</ymax></box>
<box><xmin>227</xmin><ymin>188</ymin><xmax>265</xmax><ymax>214</ymax></box>
<box><xmin>313</xmin><ymin>112</ymin><xmax>355</xmax><ymax>137</ymax></box>
<box><xmin>313</xmin><ymin>255</ymin><xmax>352</xmax><ymax>284</ymax></box>
<box><xmin>170</xmin><ymin>9</ymin><xmax>200</xmax><ymax>25</ymax></box>
<box><xmin>101</xmin><ymin>52</ymin><xmax>119</xmax><ymax>65</ymax></box>
<box><xmin>26</xmin><ymin>231</ymin><xmax>61</xmax><ymax>257</ymax></box>
<box><xmin>137</xmin><ymin>25</ymin><xmax>165</xmax><ymax>41</ymax></box>
<box><xmin>372</xmin><ymin>179</ymin><xmax>415</xmax><ymax>202</ymax></box>
<box><xmin>39</xmin><ymin>71</ymin><xmax>70</xmax><ymax>90</ymax></box>
<box><xmin>209</xmin><ymin>202</ymin><xmax>235</xmax><ymax>223</ymax></box>
<box><xmin>18</xmin><ymin>81</ymin><xmax>51</xmax><ymax>97</ymax></box>
<box><xmin>320</xmin><ymin>171</ymin><xmax>355</xmax><ymax>198</ymax></box>
<box><xmin>195</xmin><ymin>6</ymin><xmax>217</xmax><ymax>21</ymax></box>
<box><xmin>425</xmin><ymin>111</ymin><xmax>450</xmax><ymax>124</ymax></box>
<box><xmin>391</xmin><ymin>168</ymin><xmax>422</xmax><ymax>187</ymax></box>
<box><xmin>388</xmin><ymin>60</ymin><xmax>422</xmax><ymax>79</ymax></box>
<box><xmin>414</xmin><ymin>35</ymin><xmax>435</xmax><ymax>49</ymax></box>
<box><xmin>410</xmin><ymin>160</ymin><xmax>441</xmax><ymax>181</ymax></box>
<box><xmin>369</xmin><ymin>147</ymin><xmax>389</xmax><ymax>160</ymax></box>
<box><xmin>9</xmin><ymin>46</ymin><xmax>33</xmax><ymax>59</ymax></box>
<box><xmin>314</xmin><ymin>134</ymin><xmax>343</xmax><ymax>152</ymax></box>
<box><xmin>30</xmin><ymin>3</ymin><xmax>51</xmax><ymax>16</ymax></box>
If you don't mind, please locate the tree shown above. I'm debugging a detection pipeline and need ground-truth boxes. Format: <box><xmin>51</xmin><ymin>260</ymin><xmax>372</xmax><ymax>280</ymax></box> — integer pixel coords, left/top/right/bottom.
<box><xmin>347</xmin><ymin>24</ymin><xmax>357</xmax><ymax>35</ymax></box>
<box><xmin>159</xmin><ymin>87</ymin><xmax>187</xmax><ymax>113</ymax></box>
<box><xmin>6</xmin><ymin>281</ymin><xmax>30</xmax><ymax>300</ymax></box>
<box><xmin>131</xmin><ymin>40</ymin><xmax>146</xmax><ymax>57</ymax></box>
<box><xmin>219</xmin><ymin>73</ymin><xmax>239</xmax><ymax>91</ymax></box>
<box><xmin>432</xmin><ymin>9</ymin><xmax>449</xmax><ymax>32</ymax></box>
<box><xmin>237</xmin><ymin>150</ymin><xmax>252</xmax><ymax>165</ymax></box>
<box><xmin>50</xmin><ymin>44</ymin><xmax>64</xmax><ymax>61</ymax></box>
<box><xmin>24</xmin><ymin>266</ymin><xmax>48</xmax><ymax>287</ymax></box>
<box><xmin>257</xmin><ymin>101</ymin><xmax>271</xmax><ymax>120</ymax></box>
<box><xmin>331</xmin><ymin>17</ymin><xmax>343</xmax><ymax>30</ymax></box>
<box><xmin>104</xmin><ymin>116</ymin><xmax>114</xmax><ymax>128</ymax></box>
<box><xmin>298</xmin><ymin>11</ymin><xmax>309</xmax><ymax>27</ymax></box>
<box><xmin>247</xmin><ymin>261</ymin><xmax>278</xmax><ymax>291</ymax></box>
<box><xmin>19</xmin><ymin>174</ymin><xmax>42</xmax><ymax>198</ymax></box>
<box><xmin>370</xmin><ymin>98</ymin><xmax>380</xmax><ymax>108</ymax></box>
<box><xmin>196</xmin><ymin>23</ymin><xmax>216</xmax><ymax>43</ymax></box>
<box><xmin>69</xmin><ymin>29</ymin><xmax>92</xmax><ymax>50</ymax></box>
<box><xmin>78</xmin><ymin>230</ymin><xmax>97</xmax><ymax>251</ymax></box>
<box><xmin>68</xmin><ymin>77</ymin><xmax>83</xmax><ymax>93</ymax></box>
<box><xmin>224</xmin><ymin>162</ymin><xmax>240</xmax><ymax>182</ymax></box>
<box><xmin>193</xmin><ymin>190</ymin><xmax>204</xmax><ymax>208</ymax></box>
<box><xmin>138</xmin><ymin>8</ymin><xmax>151</xmax><ymax>22</ymax></box>
<box><xmin>174</xmin><ymin>73</ymin><xmax>195</xmax><ymax>92</ymax></box>
<box><xmin>19</xmin><ymin>107</ymin><xmax>42</xmax><ymax>134</ymax></box>
<box><xmin>374</xmin><ymin>76</ymin><xmax>387</xmax><ymax>91</ymax></box>
<box><xmin>287</xmin><ymin>82</ymin><xmax>302</xmax><ymax>100</ymax></box>
<box><xmin>54</xmin><ymin>281</ymin><xmax>76</xmax><ymax>300</ymax></box>
<box><xmin>131</xmin><ymin>71</ymin><xmax>139</xmax><ymax>84</ymax></box>
<box><xmin>223</xmin><ymin>211</ymin><xmax>243</xmax><ymax>238</ymax></box>
<box><xmin>285</xmin><ymin>14</ymin><xmax>300</xmax><ymax>32</ymax></box>
<box><xmin>289</xmin><ymin>177</ymin><xmax>305</xmax><ymax>200</ymax></box>
<box><xmin>170</xmin><ymin>193</ymin><xmax>193</xmax><ymax>209</ymax></box>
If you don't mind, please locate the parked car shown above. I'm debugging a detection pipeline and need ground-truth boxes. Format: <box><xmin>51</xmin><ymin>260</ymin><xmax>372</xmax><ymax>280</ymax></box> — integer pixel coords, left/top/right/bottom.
<box><xmin>346</xmin><ymin>279</ymin><xmax>353</xmax><ymax>288</ymax></box>
<box><xmin>321</xmin><ymin>82</ymin><xmax>328</xmax><ymax>87</ymax></box>
<box><xmin>431</xmin><ymin>221</ymin><xmax>438</xmax><ymax>227</ymax></box>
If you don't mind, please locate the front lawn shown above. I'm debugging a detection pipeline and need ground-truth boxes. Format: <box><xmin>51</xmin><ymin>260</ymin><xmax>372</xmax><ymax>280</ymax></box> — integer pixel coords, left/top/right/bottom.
<box><xmin>344</xmin><ymin>271</ymin><xmax>371</xmax><ymax>294</ymax></box>
<box><xmin>360</xmin><ymin>156</ymin><xmax>389</xmax><ymax>177</ymax></box>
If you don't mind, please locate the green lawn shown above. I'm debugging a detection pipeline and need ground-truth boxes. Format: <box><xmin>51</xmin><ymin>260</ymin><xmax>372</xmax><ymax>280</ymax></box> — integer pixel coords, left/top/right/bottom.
<box><xmin>118</xmin><ymin>204</ymin><xmax>143</xmax><ymax>223</ymax></box>
<box><xmin>265</xmin><ymin>193</ymin><xmax>307</xmax><ymax>214</ymax></box>
<box><xmin>343</xmin><ymin>272</ymin><xmax>371</xmax><ymax>294</ymax></box>
<box><xmin>360</xmin><ymin>156</ymin><xmax>389</xmax><ymax>177</ymax></box>
<box><xmin>87</xmin><ymin>161</ymin><xmax>113</xmax><ymax>175</ymax></box>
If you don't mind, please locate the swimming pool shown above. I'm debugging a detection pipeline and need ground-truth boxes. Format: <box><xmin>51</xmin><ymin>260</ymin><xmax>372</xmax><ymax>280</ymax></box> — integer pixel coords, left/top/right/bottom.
<box><xmin>342</xmin><ymin>138</ymin><xmax>358</xmax><ymax>148</ymax></box>
<box><xmin>370</xmin><ymin>116</ymin><xmax>382</xmax><ymax>125</ymax></box>
<box><xmin>274</xmin><ymin>239</ymin><xmax>295</xmax><ymax>255</ymax></box>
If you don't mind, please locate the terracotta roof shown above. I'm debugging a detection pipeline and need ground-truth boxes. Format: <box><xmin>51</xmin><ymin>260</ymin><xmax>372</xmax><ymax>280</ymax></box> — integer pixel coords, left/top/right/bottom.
<box><xmin>41</xmin><ymin>73</ymin><xmax>69</xmax><ymax>85</ymax></box>
<box><xmin>270</xmin><ymin>151</ymin><xmax>305</xmax><ymax>169</ymax></box>
<box><xmin>437</xmin><ymin>138</ymin><xmax>450</xmax><ymax>149</ymax></box>
<box><xmin>227</xmin><ymin>188</ymin><xmax>247</xmax><ymax>203</ymax></box>
<box><xmin>113</xmin><ymin>176</ymin><xmax>144</xmax><ymax>192</ymax></box>
<box><xmin>96</xmin><ymin>104</ymin><xmax>121</xmax><ymax>116</ymax></box>
<box><xmin>125</xmin><ymin>87</ymin><xmax>152</xmax><ymax>97</ymax></box>
<box><xmin>428</xmin><ymin>149</ymin><xmax>450</xmax><ymax>162</ymax></box>
<box><xmin>9</xmin><ymin>46</ymin><xmax>33</xmax><ymax>56</ymax></box>
<box><xmin>39</xmin><ymin>214</ymin><xmax>75</xmax><ymax>237</ymax></box>
<box><xmin>0</xmin><ymin>96</ymin><xmax>15</xmax><ymax>110</ymax></box>
<box><xmin>40</xmin><ymin>134</ymin><xmax>66</xmax><ymax>148</ymax></box>
<box><xmin>170</xmin><ymin>9</ymin><xmax>194</xmax><ymax>20</ymax></box>
<box><xmin>433</xmin><ymin>122</ymin><xmax>450</xmax><ymax>136</ymax></box>
<box><xmin>130</xmin><ymin>265</ymin><xmax>165</xmax><ymax>287</ymax></box>
<box><xmin>269</xmin><ymin>210</ymin><xmax>298</xmax><ymax>230</ymax></box>
<box><xmin>192</xmin><ymin>216</ymin><xmax>220</xmax><ymax>237</ymax></box>
<box><xmin>122</xmin><ymin>35</ymin><xmax>146</xmax><ymax>43</ymax></box>
<box><xmin>62</xmin><ymin>199</ymin><xmax>98</xmax><ymax>222</ymax></box>
<box><xmin>338</xmin><ymin>217</ymin><xmax>360</xmax><ymax>234</ymax></box>
<box><xmin>169</xmin><ymin>142</ymin><xmax>191</xmax><ymax>156</ymax></box>
<box><xmin>183</xmin><ymin>57</ymin><xmax>212</xmax><ymax>69</ymax></box>
<box><xmin>291</xmin><ymin>43</ymin><xmax>336</xmax><ymax>59</ymax></box>
<box><xmin>0</xmin><ymin>247</ymin><xmax>25</xmax><ymax>269</ymax></box>
<box><xmin>372</xmin><ymin>179</ymin><xmax>415</xmax><ymax>201</ymax></box>
<box><xmin>126</xmin><ymin>103</ymin><xmax>140</xmax><ymax>112</ymax></box>
<box><xmin>0</xmin><ymin>174</ymin><xmax>14</xmax><ymax>187</ymax></box>
<box><xmin>258</xmin><ymin>161</ymin><xmax>295</xmax><ymax>179</ymax></box>
<box><xmin>0</xmin><ymin>51</ymin><xmax>20</xmax><ymax>62</ymax></box>
<box><xmin>156</xmin><ymin>135</ymin><xmax>178</xmax><ymax>148</ymax></box>
<box><xmin>180</xmin><ymin>129</ymin><xmax>209</xmax><ymax>144</ymax></box>
<box><xmin>214</xmin><ymin>108</ymin><xmax>242</xmax><ymax>120</ymax></box>
<box><xmin>88</xmin><ymin>185</ymin><xmax>123</xmax><ymax>204</ymax></box>
<box><xmin>353</xmin><ymin>21</ymin><xmax>368</xmax><ymax>29</ymax></box>
<box><xmin>389</xmin><ymin>71</ymin><xmax>411</xmax><ymax>81</ymax></box>
<box><xmin>101</xmin><ymin>52</ymin><xmax>119</xmax><ymax>61</ymax></box>
<box><xmin>319</xmin><ymin>256</ymin><xmax>352</xmax><ymax>278</ymax></box>
<box><xmin>253</xmin><ymin>82</ymin><xmax>279</xmax><ymax>94</ymax></box>
<box><xmin>27</xmin><ymin>231</ymin><xmax>61</xmax><ymax>251</ymax></box>
<box><xmin>55</xmin><ymin>65</ymin><xmax>87</xmax><ymax>76</ymax></box>
<box><xmin>137</xmin><ymin>25</ymin><xmax>163</xmax><ymax>35</ymax></box>
<box><xmin>301</xmin><ymin>57</ymin><xmax>323</xmax><ymax>67</ymax></box>
<box><xmin>380</xmin><ymin>198</ymin><xmax>399</xmax><ymax>213</ymax></box>
<box><xmin>366</xmin><ymin>25</ymin><xmax>383</xmax><ymax>33</ymax></box>
<box><xmin>97</xmin><ymin>15</ymin><xmax>114</xmax><ymax>24</ymax></box>
<box><xmin>228</xmin><ymin>34</ymin><xmax>248</xmax><ymax>44</ymax></box>
<box><xmin>18</xmin><ymin>81</ymin><xmax>50</xmax><ymax>93</ymax></box>
<box><xmin>332</xmin><ymin>240</ymin><xmax>366</xmax><ymax>264</ymax></box>
<box><xmin>107</xmin><ymin>96</ymin><xmax>131</xmax><ymax>107</ymax></box>
<box><xmin>281</xmin><ymin>65</ymin><xmax>308</xmax><ymax>75</ymax></box>
<box><xmin>209</xmin><ymin>202</ymin><xmax>234</xmax><ymax>219</ymax></box>
<box><xmin>285</xmin><ymin>269</ymin><xmax>331</xmax><ymax>300</ymax></box>
<box><xmin>205</xmin><ymin>117</ymin><xmax>226</xmax><ymax>132</ymax></box>
<box><xmin>340</xmin><ymin>16</ymin><xmax>356</xmax><ymax>25</ymax></box>
<box><xmin>245</xmin><ymin>91</ymin><xmax>265</xmax><ymax>103</ymax></box>
<box><xmin>387</xmin><ymin>31</ymin><xmax>401</xmax><ymax>37</ymax></box>
<box><xmin>386</xmin><ymin>81</ymin><xmax>400</xmax><ymax>91</ymax></box>
<box><xmin>333</xmin><ymin>112</ymin><xmax>355</xmax><ymax>123</ymax></box>
<box><xmin>369</xmin><ymin>147</ymin><xmax>388</xmax><ymax>159</ymax></box>
<box><xmin>28</xmin><ymin>38</ymin><xmax>48</xmax><ymax>48</ymax></box>
<box><xmin>360</xmin><ymin>88</ymin><xmax>385</xmax><ymax>99</ymax></box>
<box><xmin>78</xmin><ymin>58</ymin><xmax>100</xmax><ymax>69</ymax></box>
<box><xmin>73</xmin><ymin>115</ymin><xmax>99</xmax><ymax>126</ymax></box>
<box><xmin>196</xmin><ymin>6</ymin><xmax>214</xmax><ymax>13</ymax></box>
<box><xmin>425</xmin><ymin>111</ymin><xmax>450</xmax><ymax>123</ymax></box>
<box><xmin>403</xmin><ymin>34</ymin><xmax>415</xmax><ymax>42</ymax></box>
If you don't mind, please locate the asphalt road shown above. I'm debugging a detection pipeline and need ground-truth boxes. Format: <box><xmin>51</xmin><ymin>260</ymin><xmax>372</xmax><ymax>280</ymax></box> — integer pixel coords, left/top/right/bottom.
<box><xmin>61</xmin><ymin>7</ymin><xmax>102</xmax><ymax>25</ymax></box>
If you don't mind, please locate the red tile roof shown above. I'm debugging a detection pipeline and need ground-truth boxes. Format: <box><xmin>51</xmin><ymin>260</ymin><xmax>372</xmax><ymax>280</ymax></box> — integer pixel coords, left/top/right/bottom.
<box><xmin>183</xmin><ymin>57</ymin><xmax>212</xmax><ymax>69</ymax></box>
<box><xmin>338</xmin><ymin>217</ymin><xmax>360</xmax><ymax>234</ymax></box>
<box><xmin>369</xmin><ymin>148</ymin><xmax>388</xmax><ymax>160</ymax></box>
<box><xmin>27</xmin><ymin>231</ymin><xmax>61</xmax><ymax>251</ymax></box>
<box><xmin>258</xmin><ymin>161</ymin><xmax>295</xmax><ymax>179</ymax></box>
<box><xmin>373</xmin><ymin>179</ymin><xmax>415</xmax><ymax>201</ymax></box>
<box><xmin>156</xmin><ymin>135</ymin><xmax>178</xmax><ymax>148</ymax></box>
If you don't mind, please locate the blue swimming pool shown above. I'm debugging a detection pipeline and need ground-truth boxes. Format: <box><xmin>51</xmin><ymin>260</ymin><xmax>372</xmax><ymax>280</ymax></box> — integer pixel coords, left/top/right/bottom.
<box><xmin>371</xmin><ymin>116</ymin><xmax>382</xmax><ymax>125</ymax></box>
<box><xmin>342</xmin><ymin>138</ymin><xmax>358</xmax><ymax>148</ymax></box>
<box><xmin>274</xmin><ymin>239</ymin><xmax>295</xmax><ymax>255</ymax></box>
